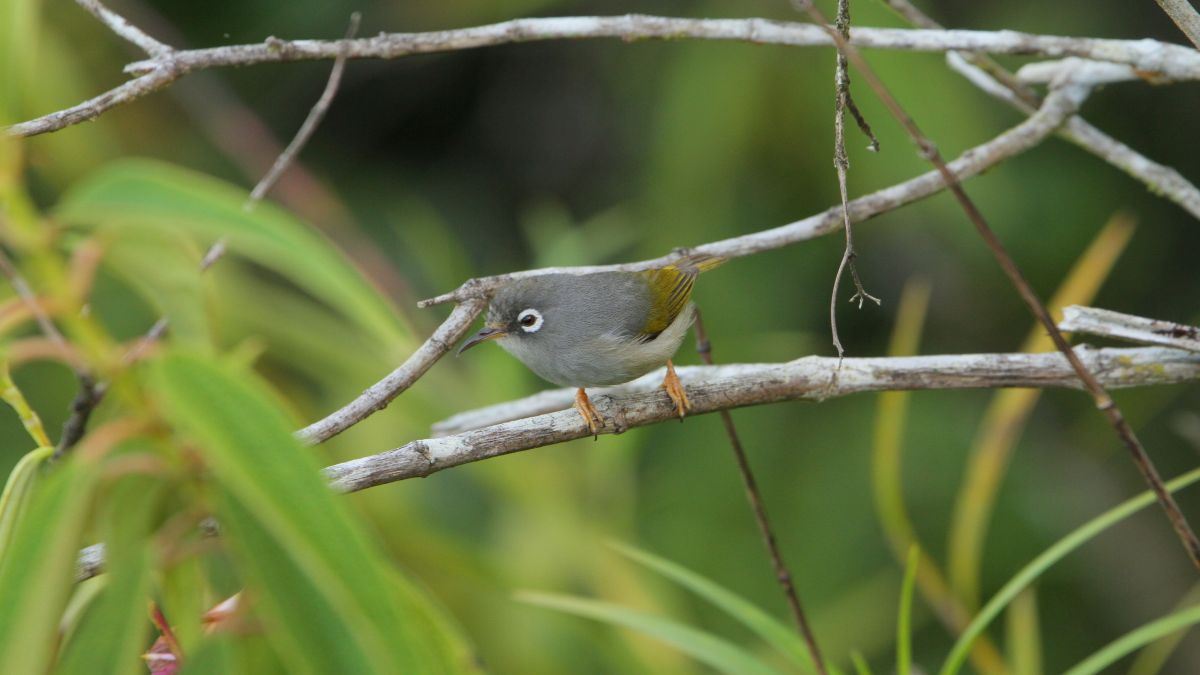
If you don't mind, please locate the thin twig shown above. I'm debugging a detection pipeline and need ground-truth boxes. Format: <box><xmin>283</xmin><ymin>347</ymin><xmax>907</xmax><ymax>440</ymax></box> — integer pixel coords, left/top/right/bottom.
<box><xmin>879</xmin><ymin>0</ymin><xmax>1200</xmax><ymax>222</ymax></box>
<box><xmin>11</xmin><ymin>17</ymin><xmax>1200</xmax><ymax>138</ymax></box>
<box><xmin>799</xmin><ymin>0</ymin><xmax>1200</xmax><ymax>572</ymax></box>
<box><xmin>827</xmin><ymin>0</ymin><xmax>881</xmax><ymax>359</ymax></box>
<box><xmin>73</xmin><ymin>0</ymin><xmax>172</xmax><ymax>56</ymax></box>
<box><xmin>246</xmin><ymin>13</ymin><xmax>361</xmax><ymax>207</ymax></box>
<box><xmin>74</xmin><ymin>345</ymin><xmax>1200</xmax><ymax>582</ymax></box>
<box><xmin>295</xmin><ymin>298</ymin><xmax>487</xmax><ymax>444</ymax></box>
<box><xmin>1154</xmin><ymin>0</ymin><xmax>1200</xmax><ymax>49</ymax></box>
<box><xmin>693</xmin><ymin>309</ymin><xmax>828</xmax><ymax>674</ymax></box>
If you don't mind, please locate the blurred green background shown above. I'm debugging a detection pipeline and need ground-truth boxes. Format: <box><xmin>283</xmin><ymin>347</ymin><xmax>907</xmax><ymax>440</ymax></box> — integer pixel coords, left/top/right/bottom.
<box><xmin>5</xmin><ymin>0</ymin><xmax>1200</xmax><ymax>672</ymax></box>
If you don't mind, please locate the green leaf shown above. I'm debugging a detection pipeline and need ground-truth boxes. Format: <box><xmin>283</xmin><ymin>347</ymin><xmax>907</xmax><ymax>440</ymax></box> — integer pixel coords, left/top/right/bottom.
<box><xmin>148</xmin><ymin>350</ymin><xmax>474</xmax><ymax>675</ymax></box>
<box><xmin>897</xmin><ymin>545</ymin><xmax>919</xmax><ymax>675</ymax></box>
<box><xmin>611</xmin><ymin>541</ymin><xmax>819</xmax><ymax>673</ymax></box>
<box><xmin>1062</xmin><ymin>605</ymin><xmax>1200</xmax><ymax>675</ymax></box>
<box><xmin>57</xmin><ymin>159</ymin><xmax>412</xmax><ymax>351</ymax></box>
<box><xmin>58</xmin><ymin>474</ymin><xmax>163</xmax><ymax>675</ymax></box>
<box><xmin>939</xmin><ymin>467</ymin><xmax>1200</xmax><ymax>675</ymax></box>
<box><xmin>0</xmin><ymin>458</ymin><xmax>100</xmax><ymax>674</ymax></box>
<box><xmin>0</xmin><ymin>0</ymin><xmax>36</xmax><ymax>124</ymax></box>
<box><xmin>0</xmin><ymin>444</ymin><xmax>53</xmax><ymax>555</ymax></box>
<box><xmin>518</xmin><ymin>590</ymin><xmax>783</xmax><ymax>675</ymax></box>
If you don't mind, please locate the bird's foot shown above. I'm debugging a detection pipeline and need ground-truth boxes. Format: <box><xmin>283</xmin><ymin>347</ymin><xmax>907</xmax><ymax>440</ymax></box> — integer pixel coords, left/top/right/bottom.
<box><xmin>574</xmin><ymin>388</ymin><xmax>604</xmax><ymax>439</ymax></box>
<box><xmin>661</xmin><ymin>360</ymin><xmax>690</xmax><ymax>420</ymax></box>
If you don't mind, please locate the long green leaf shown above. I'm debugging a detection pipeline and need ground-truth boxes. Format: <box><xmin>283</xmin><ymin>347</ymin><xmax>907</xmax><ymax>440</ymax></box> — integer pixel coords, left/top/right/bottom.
<box><xmin>517</xmin><ymin>590</ymin><xmax>783</xmax><ymax>675</ymax></box>
<box><xmin>611</xmin><ymin>541</ymin><xmax>818</xmax><ymax>673</ymax></box>
<box><xmin>0</xmin><ymin>444</ymin><xmax>53</xmax><ymax>555</ymax></box>
<box><xmin>0</xmin><ymin>459</ymin><xmax>99</xmax><ymax>674</ymax></box>
<box><xmin>897</xmin><ymin>545</ymin><xmax>918</xmax><ymax>675</ymax></box>
<box><xmin>149</xmin><ymin>351</ymin><xmax>473</xmax><ymax>674</ymax></box>
<box><xmin>57</xmin><ymin>160</ymin><xmax>411</xmax><ymax>351</ymax></box>
<box><xmin>939</xmin><ymin>467</ymin><xmax>1200</xmax><ymax>675</ymax></box>
<box><xmin>1063</xmin><ymin>605</ymin><xmax>1200</xmax><ymax>675</ymax></box>
<box><xmin>58</xmin><ymin>474</ymin><xmax>162</xmax><ymax>675</ymax></box>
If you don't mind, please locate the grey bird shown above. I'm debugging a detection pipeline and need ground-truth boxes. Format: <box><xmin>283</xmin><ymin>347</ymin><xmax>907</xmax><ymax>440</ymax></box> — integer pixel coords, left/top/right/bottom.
<box><xmin>458</xmin><ymin>255</ymin><xmax>724</xmax><ymax>434</ymax></box>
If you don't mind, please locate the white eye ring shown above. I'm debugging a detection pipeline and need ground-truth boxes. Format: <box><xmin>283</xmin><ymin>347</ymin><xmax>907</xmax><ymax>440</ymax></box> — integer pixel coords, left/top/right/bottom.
<box><xmin>517</xmin><ymin>308</ymin><xmax>544</xmax><ymax>333</ymax></box>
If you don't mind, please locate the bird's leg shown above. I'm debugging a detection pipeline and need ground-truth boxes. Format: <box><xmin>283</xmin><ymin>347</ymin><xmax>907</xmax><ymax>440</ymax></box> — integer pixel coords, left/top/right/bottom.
<box><xmin>660</xmin><ymin>359</ymin><xmax>690</xmax><ymax>420</ymax></box>
<box><xmin>573</xmin><ymin>387</ymin><xmax>604</xmax><ymax>438</ymax></box>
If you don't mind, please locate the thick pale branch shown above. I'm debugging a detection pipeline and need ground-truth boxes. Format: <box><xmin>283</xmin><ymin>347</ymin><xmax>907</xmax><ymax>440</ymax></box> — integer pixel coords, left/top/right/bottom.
<box><xmin>10</xmin><ymin>16</ymin><xmax>1200</xmax><ymax>138</ymax></box>
<box><xmin>333</xmin><ymin>346</ymin><xmax>1200</xmax><ymax>488</ymax></box>
<box><xmin>295</xmin><ymin>298</ymin><xmax>486</xmax><ymax>444</ymax></box>
<box><xmin>420</xmin><ymin>85</ymin><xmax>1084</xmax><ymax>306</ymax></box>
<box><xmin>1060</xmin><ymin>306</ymin><xmax>1200</xmax><ymax>353</ymax></box>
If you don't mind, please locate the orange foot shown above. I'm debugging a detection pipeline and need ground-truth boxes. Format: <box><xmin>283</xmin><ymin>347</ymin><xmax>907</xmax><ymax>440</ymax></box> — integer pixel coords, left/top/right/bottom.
<box><xmin>661</xmin><ymin>359</ymin><xmax>690</xmax><ymax>420</ymax></box>
<box><xmin>574</xmin><ymin>387</ymin><xmax>604</xmax><ymax>438</ymax></box>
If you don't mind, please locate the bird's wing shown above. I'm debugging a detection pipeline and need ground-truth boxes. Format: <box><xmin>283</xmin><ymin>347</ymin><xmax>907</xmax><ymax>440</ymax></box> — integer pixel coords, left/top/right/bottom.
<box><xmin>636</xmin><ymin>253</ymin><xmax>724</xmax><ymax>340</ymax></box>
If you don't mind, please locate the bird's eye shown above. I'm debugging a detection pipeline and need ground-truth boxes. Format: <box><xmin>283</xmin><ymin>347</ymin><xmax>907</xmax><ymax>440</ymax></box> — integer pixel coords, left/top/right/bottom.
<box><xmin>517</xmin><ymin>308</ymin><xmax>544</xmax><ymax>333</ymax></box>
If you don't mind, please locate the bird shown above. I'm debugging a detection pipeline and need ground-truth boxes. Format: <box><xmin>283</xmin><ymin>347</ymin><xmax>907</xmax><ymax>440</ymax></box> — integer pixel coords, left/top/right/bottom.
<box><xmin>457</xmin><ymin>254</ymin><xmax>724</xmax><ymax>435</ymax></box>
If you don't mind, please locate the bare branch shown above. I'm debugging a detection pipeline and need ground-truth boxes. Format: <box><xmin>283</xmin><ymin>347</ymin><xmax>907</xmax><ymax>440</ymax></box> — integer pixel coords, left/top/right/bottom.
<box><xmin>1154</xmin><ymin>0</ymin><xmax>1200</xmax><ymax>49</ymax></box>
<box><xmin>10</xmin><ymin>17</ymin><xmax>1200</xmax><ymax>138</ymax></box>
<box><xmin>328</xmin><ymin>346</ymin><xmax>1200</xmax><ymax>492</ymax></box>
<box><xmin>1060</xmin><ymin>306</ymin><xmax>1200</xmax><ymax>353</ymax></box>
<box><xmin>72</xmin><ymin>345</ymin><xmax>1200</xmax><ymax>582</ymax></box>
<box><xmin>73</xmin><ymin>0</ymin><xmax>172</xmax><ymax>56</ymax></box>
<box><xmin>246</xmin><ymin>13</ymin><xmax>361</xmax><ymax>206</ymax></box>
<box><xmin>419</xmin><ymin>85</ymin><xmax>1086</xmax><ymax>307</ymax></box>
<box><xmin>295</xmin><ymin>298</ymin><xmax>487</xmax><ymax>444</ymax></box>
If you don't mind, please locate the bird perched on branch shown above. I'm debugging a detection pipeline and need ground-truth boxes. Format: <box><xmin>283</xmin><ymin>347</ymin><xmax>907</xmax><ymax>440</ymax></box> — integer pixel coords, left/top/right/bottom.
<box><xmin>458</xmin><ymin>254</ymin><xmax>724</xmax><ymax>435</ymax></box>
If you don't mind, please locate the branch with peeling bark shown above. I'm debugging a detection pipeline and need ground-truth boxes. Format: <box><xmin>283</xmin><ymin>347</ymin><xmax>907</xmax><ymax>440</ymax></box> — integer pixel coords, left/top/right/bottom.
<box><xmin>1061</xmin><ymin>306</ymin><xmax>1200</xmax><ymax>353</ymax></box>
<box><xmin>10</xmin><ymin>15</ymin><xmax>1200</xmax><ymax>138</ymax></box>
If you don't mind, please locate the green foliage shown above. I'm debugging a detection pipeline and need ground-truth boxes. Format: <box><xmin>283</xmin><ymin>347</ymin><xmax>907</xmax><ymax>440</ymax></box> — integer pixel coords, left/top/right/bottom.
<box><xmin>150</xmin><ymin>351</ymin><xmax>474</xmax><ymax>673</ymax></box>
<box><xmin>57</xmin><ymin>160</ymin><xmax>412</xmax><ymax>352</ymax></box>
<box><xmin>0</xmin><ymin>457</ymin><xmax>99</xmax><ymax>673</ymax></box>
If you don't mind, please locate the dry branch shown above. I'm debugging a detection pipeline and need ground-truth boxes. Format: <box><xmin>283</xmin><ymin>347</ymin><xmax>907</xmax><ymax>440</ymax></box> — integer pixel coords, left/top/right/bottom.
<box><xmin>10</xmin><ymin>16</ymin><xmax>1200</xmax><ymax>138</ymax></box>
<box><xmin>338</xmin><ymin>346</ymin><xmax>1200</xmax><ymax>488</ymax></box>
<box><xmin>1060</xmin><ymin>306</ymin><xmax>1200</xmax><ymax>353</ymax></box>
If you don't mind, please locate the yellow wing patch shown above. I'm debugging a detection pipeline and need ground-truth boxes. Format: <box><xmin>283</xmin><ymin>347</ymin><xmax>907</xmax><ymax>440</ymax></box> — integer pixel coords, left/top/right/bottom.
<box><xmin>638</xmin><ymin>254</ymin><xmax>724</xmax><ymax>339</ymax></box>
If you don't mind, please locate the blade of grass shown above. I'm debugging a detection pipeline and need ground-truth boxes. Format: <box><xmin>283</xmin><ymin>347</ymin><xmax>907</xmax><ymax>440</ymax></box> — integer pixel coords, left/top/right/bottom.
<box><xmin>851</xmin><ymin>651</ymin><xmax>875</xmax><ymax>675</ymax></box>
<box><xmin>871</xmin><ymin>277</ymin><xmax>1006</xmax><ymax>675</ymax></box>
<box><xmin>1005</xmin><ymin>588</ymin><xmax>1042</xmax><ymax>675</ymax></box>
<box><xmin>516</xmin><ymin>590</ymin><xmax>784</xmax><ymax>675</ymax></box>
<box><xmin>947</xmin><ymin>213</ymin><xmax>1135</xmax><ymax>608</ymax></box>
<box><xmin>897</xmin><ymin>545</ymin><xmax>919</xmax><ymax>675</ymax></box>
<box><xmin>1125</xmin><ymin>581</ymin><xmax>1200</xmax><ymax>675</ymax></box>
<box><xmin>939</xmin><ymin>467</ymin><xmax>1200</xmax><ymax>675</ymax></box>
<box><xmin>1063</xmin><ymin>605</ymin><xmax>1200</xmax><ymax>675</ymax></box>
<box><xmin>610</xmin><ymin>541</ymin><xmax>818</xmax><ymax>673</ymax></box>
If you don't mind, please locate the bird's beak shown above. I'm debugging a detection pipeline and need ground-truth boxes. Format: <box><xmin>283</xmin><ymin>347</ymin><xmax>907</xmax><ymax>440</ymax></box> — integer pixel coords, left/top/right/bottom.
<box><xmin>458</xmin><ymin>326</ymin><xmax>508</xmax><ymax>355</ymax></box>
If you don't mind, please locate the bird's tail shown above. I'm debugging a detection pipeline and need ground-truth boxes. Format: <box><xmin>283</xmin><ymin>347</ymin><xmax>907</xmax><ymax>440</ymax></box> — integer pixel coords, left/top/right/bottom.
<box><xmin>667</xmin><ymin>252</ymin><xmax>726</xmax><ymax>275</ymax></box>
